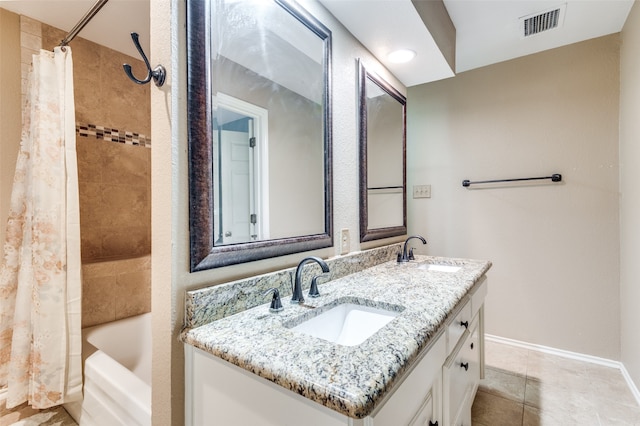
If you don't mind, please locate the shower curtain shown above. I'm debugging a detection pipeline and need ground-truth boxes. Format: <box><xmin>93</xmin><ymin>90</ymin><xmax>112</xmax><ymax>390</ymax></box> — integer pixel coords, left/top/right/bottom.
<box><xmin>0</xmin><ymin>47</ymin><xmax>82</xmax><ymax>409</ymax></box>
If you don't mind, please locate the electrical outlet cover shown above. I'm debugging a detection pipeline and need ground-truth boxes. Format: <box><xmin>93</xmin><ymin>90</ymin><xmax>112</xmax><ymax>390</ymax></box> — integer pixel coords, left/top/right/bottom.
<box><xmin>340</xmin><ymin>229</ymin><xmax>350</xmax><ymax>254</ymax></box>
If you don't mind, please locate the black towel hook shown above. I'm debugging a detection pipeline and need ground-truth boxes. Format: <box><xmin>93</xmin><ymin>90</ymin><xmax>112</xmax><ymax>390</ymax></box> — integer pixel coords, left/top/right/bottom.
<box><xmin>123</xmin><ymin>32</ymin><xmax>166</xmax><ymax>87</ymax></box>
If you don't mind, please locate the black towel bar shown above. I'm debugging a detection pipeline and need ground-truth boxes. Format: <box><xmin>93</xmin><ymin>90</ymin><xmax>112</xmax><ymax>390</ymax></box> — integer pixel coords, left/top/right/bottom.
<box><xmin>462</xmin><ymin>173</ymin><xmax>562</xmax><ymax>187</ymax></box>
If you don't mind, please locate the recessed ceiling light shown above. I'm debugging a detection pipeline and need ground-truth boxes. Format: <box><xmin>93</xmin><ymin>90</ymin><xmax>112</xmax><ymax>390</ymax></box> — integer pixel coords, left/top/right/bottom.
<box><xmin>387</xmin><ymin>49</ymin><xmax>416</xmax><ymax>64</ymax></box>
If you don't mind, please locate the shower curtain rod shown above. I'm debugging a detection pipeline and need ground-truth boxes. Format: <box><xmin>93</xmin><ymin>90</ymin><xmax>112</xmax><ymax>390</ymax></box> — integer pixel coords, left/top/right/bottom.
<box><xmin>59</xmin><ymin>0</ymin><xmax>110</xmax><ymax>47</ymax></box>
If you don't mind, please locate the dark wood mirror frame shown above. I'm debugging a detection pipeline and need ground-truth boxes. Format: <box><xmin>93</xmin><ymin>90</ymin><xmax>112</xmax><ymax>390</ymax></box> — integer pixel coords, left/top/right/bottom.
<box><xmin>187</xmin><ymin>0</ymin><xmax>333</xmax><ymax>271</ymax></box>
<box><xmin>358</xmin><ymin>60</ymin><xmax>407</xmax><ymax>242</ymax></box>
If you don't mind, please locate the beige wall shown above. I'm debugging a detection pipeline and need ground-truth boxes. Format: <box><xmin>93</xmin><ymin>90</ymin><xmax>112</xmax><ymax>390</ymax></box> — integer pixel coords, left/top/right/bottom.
<box><xmin>150</xmin><ymin>0</ymin><xmax>406</xmax><ymax>423</ymax></box>
<box><xmin>620</xmin><ymin>1</ymin><xmax>640</xmax><ymax>391</ymax></box>
<box><xmin>149</xmin><ymin>2</ymin><xmax>637</xmax><ymax>424</ymax></box>
<box><xmin>0</xmin><ymin>9</ymin><xmax>21</xmax><ymax>251</ymax></box>
<box><xmin>407</xmin><ymin>35</ymin><xmax>621</xmax><ymax>359</ymax></box>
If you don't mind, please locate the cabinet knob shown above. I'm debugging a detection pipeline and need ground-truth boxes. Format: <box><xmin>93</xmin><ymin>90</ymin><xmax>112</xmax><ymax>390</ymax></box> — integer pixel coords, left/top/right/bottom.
<box><xmin>470</xmin><ymin>342</ymin><xmax>474</xmax><ymax>350</ymax></box>
<box><xmin>460</xmin><ymin>320</ymin><xmax>469</xmax><ymax>329</ymax></box>
<box><xmin>428</xmin><ymin>422</ymin><xmax>438</xmax><ymax>426</ymax></box>
<box><xmin>460</xmin><ymin>362</ymin><xmax>469</xmax><ymax>371</ymax></box>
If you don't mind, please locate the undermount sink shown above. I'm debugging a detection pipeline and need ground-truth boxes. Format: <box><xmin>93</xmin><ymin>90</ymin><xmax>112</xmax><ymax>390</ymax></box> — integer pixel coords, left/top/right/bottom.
<box><xmin>418</xmin><ymin>264</ymin><xmax>461</xmax><ymax>273</ymax></box>
<box><xmin>290</xmin><ymin>303</ymin><xmax>401</xmax><ymax>346</ymax></box>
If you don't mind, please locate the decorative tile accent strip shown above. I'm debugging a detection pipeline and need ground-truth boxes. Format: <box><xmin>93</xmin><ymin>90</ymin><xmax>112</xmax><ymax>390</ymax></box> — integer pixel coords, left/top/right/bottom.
<box><xmin>76</xmin><ymin>123</ymin><xmax>151</xmax><ymax>148</ymax></box>
<box><xmin>183</xmin><ymin>243</ymin><xmax>402</xmax><ymax>329</ymax></box>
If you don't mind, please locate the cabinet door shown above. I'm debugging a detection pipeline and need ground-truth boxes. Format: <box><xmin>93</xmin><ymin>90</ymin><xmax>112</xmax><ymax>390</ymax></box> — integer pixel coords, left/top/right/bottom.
<box><xmin>443</xmin><ymin>334</ymin><xmax>469</xmax><ymax>425</ymax></box>
<box><xmin>372</xmin><ymin>334</ymin><xmax>446</xmax><ymax>426</ymax></box>
<box><xmin>407</xmin><ymin>384</ymin><xmax>440</xmax><ymax>426</ymax></box>
<box><xmin>186</xmin><ymin>346</ymin><xmax>348</xmax><ymax>426</ymax></box>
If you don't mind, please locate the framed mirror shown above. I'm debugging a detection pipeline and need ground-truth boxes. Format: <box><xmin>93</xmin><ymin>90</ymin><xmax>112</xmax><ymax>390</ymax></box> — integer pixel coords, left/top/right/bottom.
<box><xmin>187</xmin><ymin>0</ymin><xmax>333</xmax><ymax>271</ymax></box>
<box><xmin>358</xmin><ymin>60</ymin><xmax>407</xmax><ymax>242</ymax></box>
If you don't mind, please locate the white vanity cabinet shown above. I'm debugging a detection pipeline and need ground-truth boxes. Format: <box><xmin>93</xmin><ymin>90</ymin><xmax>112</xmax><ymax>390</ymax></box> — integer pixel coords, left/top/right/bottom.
<box><xmin>184</xmin><ymin>333</ymin><xmax>447</xmax><ymax>426</ymax></box>
<box><xmin>184</xmin><ymin>276</ymin><xmax>488</xmax><ymax>426</ymax></box>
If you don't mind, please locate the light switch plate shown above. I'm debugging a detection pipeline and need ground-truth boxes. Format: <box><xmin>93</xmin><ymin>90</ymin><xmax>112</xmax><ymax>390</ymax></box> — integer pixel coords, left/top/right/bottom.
<box><xmin>413</xmin><ymin>184</ymin><xmax>431</xmax><ymax>199</ymax></box>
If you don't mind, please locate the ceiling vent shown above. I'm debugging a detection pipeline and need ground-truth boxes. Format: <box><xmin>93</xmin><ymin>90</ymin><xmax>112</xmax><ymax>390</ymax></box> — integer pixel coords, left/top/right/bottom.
<box><xmin>521</xmin><ymin>4</ymin><xmax>566</xmax><ymax>37</ymax></box>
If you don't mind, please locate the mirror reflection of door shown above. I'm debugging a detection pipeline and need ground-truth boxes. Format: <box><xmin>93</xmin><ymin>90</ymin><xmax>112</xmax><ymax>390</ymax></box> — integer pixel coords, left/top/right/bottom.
<box><xmin>213</xmin><ymin>94</ymin><xmax>269</xmax><ymax>245</ymax></box>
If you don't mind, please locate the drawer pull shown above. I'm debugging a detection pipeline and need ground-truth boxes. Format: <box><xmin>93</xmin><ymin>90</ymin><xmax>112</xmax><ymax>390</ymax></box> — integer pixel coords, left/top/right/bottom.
<box><xmin>470</xmin><ymin>342</ymin><xmax>474</xmax><ymax>350</ymax></box>
<box><xmin>429</xmin><ymin>422</ymin><xmax>438</xmax><ymax>426</ymax></box>
<box><xmin>460</xmin><ymin>320</ymin><xmax>469</xmax><ymax>329</ymax></box>
<box><xmin>460</xmin><ymin>362</ymin><xmax>469</xmax><ymax>371</ymax></box>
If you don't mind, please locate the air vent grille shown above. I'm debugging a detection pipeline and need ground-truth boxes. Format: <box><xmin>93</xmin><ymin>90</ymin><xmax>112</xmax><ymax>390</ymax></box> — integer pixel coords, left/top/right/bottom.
<box><xmin>523</xmin><ymin>8</ymin><xmax>561</xmax><ymax>37</ymax></box>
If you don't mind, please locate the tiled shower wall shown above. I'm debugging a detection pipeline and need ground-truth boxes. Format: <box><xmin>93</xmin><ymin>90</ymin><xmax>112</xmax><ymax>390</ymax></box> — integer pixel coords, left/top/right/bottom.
<box><xmin>21</xmin><ymin>17</ymin><xmax>152</xmax><ymax>327</ymax></box>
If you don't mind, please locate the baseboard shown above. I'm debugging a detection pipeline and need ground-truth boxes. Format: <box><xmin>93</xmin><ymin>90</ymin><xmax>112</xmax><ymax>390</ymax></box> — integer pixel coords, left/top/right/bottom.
<box><xmin>620</xmin><ymin>363</ymin><xmax>640</xmax><ymax>407</ymax></box>
<box><xmin>486</xmin><ymin>334</ymin><xmax>640</xmax><ymax>406</ymax></box>
<box><xmin>485</xmin><ymin>334</ymin><xmax>620</xmax><ymax>367</ymax></box>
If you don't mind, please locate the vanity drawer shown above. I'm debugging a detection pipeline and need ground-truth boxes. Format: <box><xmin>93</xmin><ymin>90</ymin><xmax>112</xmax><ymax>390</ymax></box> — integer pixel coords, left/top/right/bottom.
<box><xmin>443</xmin><ymin>320</ymin><xmax>480</xmax><ymax>426</ymax></box>
<box><xmin>447</xmin><ymin>300</ymin><xmax>472</xmax><ymax>354</ymax></box>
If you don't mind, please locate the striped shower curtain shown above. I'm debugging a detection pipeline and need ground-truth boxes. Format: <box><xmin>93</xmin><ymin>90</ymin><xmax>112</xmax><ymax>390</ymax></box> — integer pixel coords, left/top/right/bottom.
<box><xmin>0</xmin><ymin>46</ymin><xmax>82</xmax><ymax>409</ymax></box>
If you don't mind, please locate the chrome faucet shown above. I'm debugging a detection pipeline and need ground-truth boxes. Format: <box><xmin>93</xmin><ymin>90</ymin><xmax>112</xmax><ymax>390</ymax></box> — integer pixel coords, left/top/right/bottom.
<box><xmin>291</xmin><ymin>256</ymin><xmax>330</xmax><ymax>304</ymax></box>
<box><xmin>398</xmin><ymin>235</ymin><xmax>427</xmax><ymax>263</ymax></box>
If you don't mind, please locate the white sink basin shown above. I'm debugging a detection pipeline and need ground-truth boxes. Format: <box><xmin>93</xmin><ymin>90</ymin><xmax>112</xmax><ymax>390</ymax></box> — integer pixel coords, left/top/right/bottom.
<box><xmin>290</xmin><ymin>303</ymin><xmax>400</xmax><ymax>346</ymax></box>
<box><xmin>418</xmin><ymin>264</ymin><xmax>461</xmax><ymax>273</ymax></box>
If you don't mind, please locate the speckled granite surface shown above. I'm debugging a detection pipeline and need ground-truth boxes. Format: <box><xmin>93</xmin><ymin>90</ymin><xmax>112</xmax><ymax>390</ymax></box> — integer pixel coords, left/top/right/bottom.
<box><xmin>181</xmin><ymin>254</ymin><xmax>491</xmax><ymax>419</ymax></box>
<box><xmin>184</xmin><ymin>244</ymin><xmax>402</xmax><ymax>329</ymax></box>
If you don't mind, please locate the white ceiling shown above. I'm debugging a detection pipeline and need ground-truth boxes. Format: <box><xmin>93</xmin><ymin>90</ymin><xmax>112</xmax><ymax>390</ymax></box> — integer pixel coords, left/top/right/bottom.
<box><xmin>321</xmin><ymin>0</ymin><xmax>455</xmax><ymax>86</ymax></box>
<box><xmin>446</xmin><ymin>0</ymin><xmax>634</xmax><ymax>73</ymax></box>
<box><xmin>321</xmin><ymin>0</ymin><xmax>634</xmax><ymax>87</ymax></box>
<box><xmin>0</xmin><ymin>0</ymin><xmax>149</xmax><ymax>58</ymax></box>
<box><xmin>0</xmin><ymin>0</ymin><xmax>634</xmax><ymax>87</ymax></box>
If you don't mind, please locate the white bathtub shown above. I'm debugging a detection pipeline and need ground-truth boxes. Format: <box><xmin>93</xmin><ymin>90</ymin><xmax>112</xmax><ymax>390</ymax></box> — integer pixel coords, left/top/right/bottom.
<box><xmin>65</xmin><ymin>313</ymin><xmax>151</xmax><ymax>426</ymax></box>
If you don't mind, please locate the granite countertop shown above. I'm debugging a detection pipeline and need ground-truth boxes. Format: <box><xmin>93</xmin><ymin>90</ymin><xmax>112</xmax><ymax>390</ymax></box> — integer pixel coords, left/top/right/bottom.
<box><xmin>181</xmin><ymin>255</ymin><xmax>491</xmax><ymax>419</ymax></box>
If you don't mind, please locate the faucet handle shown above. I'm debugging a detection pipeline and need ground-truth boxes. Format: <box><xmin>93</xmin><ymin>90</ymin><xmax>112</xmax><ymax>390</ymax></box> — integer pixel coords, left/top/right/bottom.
<box><xmin>408</xmin><ymin>248</ymin><xmax>415</xmax><ymax>260</ymax></box>
<box><xmin>308</xmin><ymin>274</ymin><xmax>329</xmax><ymax>298</ymax></box>
<box><xmin>263</xmin><ymin>288</ymin><xmax>283</xmax><ymax>313</ymax></box>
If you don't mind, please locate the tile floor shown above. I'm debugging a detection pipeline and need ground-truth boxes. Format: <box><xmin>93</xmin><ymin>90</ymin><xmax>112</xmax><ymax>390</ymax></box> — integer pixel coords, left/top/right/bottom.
<box><xmin>473</xmin><ymin>339</ymin><xmax>640</xmax><ymax>425</ymax></box>
<box><xmin>0</xmin><ymin>399</ymin><xmax>76</xmax><ymax>426</ymax></box>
